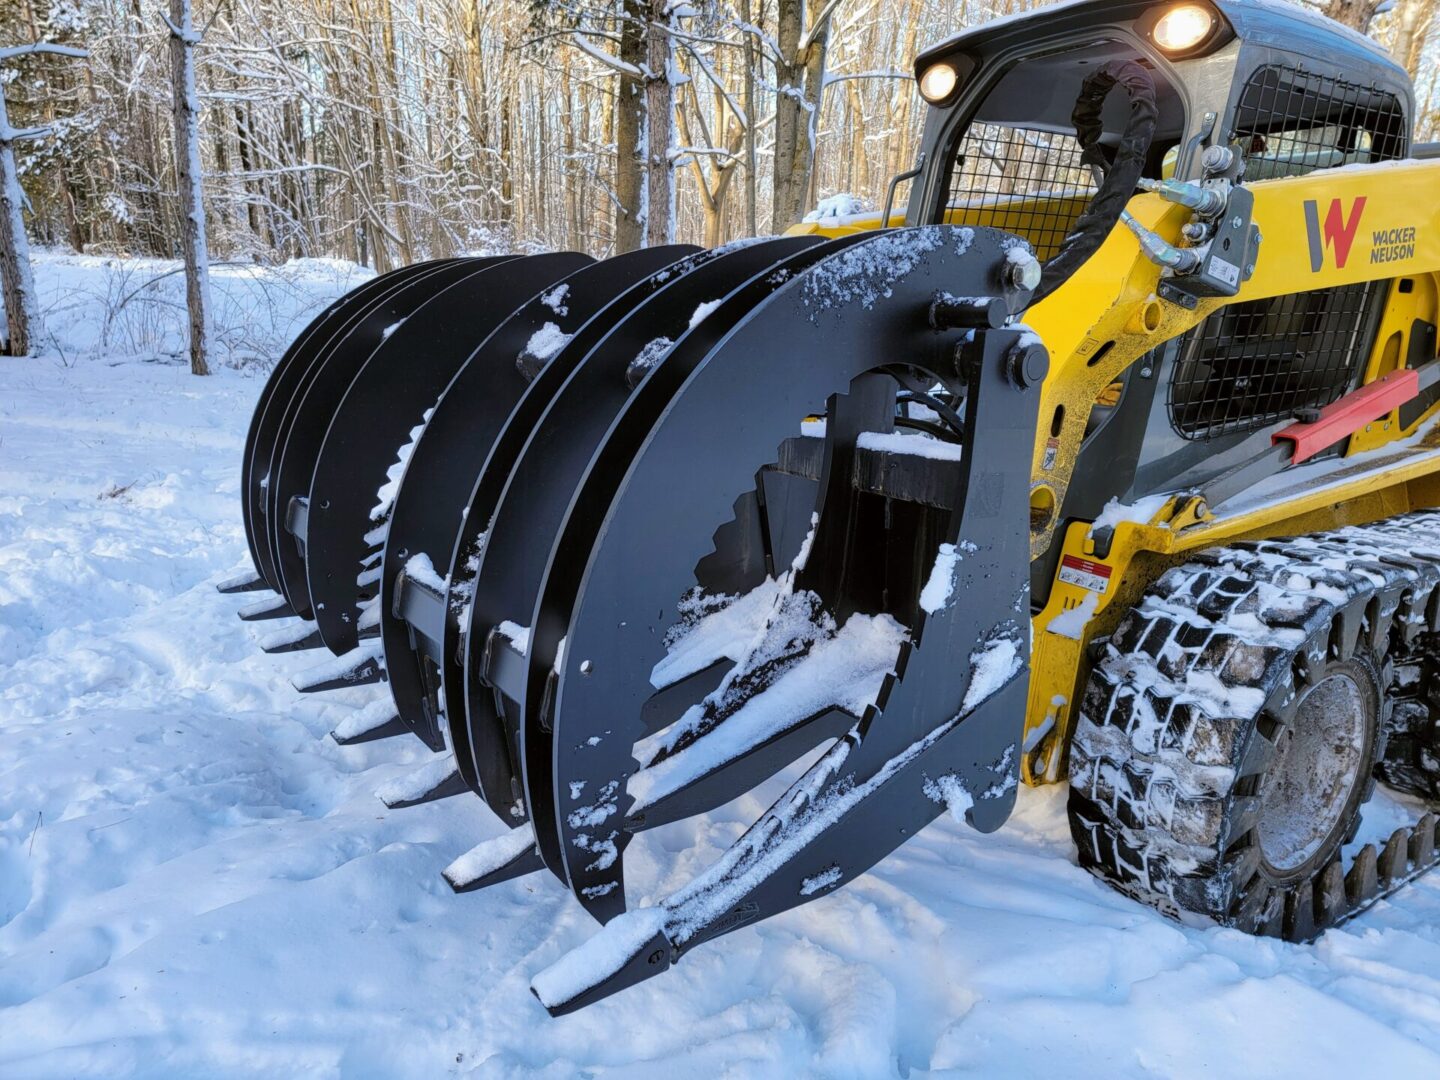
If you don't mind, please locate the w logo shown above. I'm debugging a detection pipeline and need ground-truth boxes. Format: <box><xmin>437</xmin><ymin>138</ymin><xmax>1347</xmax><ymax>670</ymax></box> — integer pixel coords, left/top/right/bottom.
<box><xmin>1305</xmin><ymin>197</ymin><xmax>1367</xmax><ymax>271</ymax></box>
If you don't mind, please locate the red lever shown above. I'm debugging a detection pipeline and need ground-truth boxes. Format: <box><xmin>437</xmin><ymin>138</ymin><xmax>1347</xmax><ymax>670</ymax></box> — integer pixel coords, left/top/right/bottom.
<box><xmin>1273</xmin><ymin>369</ymin><xmax>1420</xmax><ymax>464</ymax></box>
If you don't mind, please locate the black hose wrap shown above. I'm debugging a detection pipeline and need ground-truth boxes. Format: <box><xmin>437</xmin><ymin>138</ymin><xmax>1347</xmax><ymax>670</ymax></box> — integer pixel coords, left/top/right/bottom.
<box><xmin>1030</xmin><ymin>59</ymin><xmax>1158</xmax><ymax>305</ymax></box>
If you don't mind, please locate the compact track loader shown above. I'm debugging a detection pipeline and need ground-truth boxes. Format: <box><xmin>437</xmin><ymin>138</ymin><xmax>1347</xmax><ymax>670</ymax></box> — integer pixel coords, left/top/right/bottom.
<box><xmin>224</xmin><ymin>0</ymin><xmax>1440</xmax><ymax>1013</ymax></box>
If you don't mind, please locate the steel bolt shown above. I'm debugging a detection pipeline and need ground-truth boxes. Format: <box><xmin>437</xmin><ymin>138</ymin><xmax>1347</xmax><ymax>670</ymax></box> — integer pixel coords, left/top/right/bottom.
<box><xmin>1005</xmin><ymin>251</ymin><xmax>1043</xmax><ymax>292</ymax></box>
<box><xmin>1007</xmin><ymin>342</ymin><xmax>1049</xmax><ymax>388</ymax></box>
<box><xmin>1231</xmin><ymin>216</ymin><xmax>1243</xmax><ymax>229</ymax></box>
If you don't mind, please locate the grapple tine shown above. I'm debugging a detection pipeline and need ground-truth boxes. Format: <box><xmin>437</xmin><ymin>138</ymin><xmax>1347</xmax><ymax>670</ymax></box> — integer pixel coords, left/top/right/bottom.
<box><xmin>522</xmin><ymin>235</ymin><xmax>871</xmax><ymax>917</ymax></box>
<box><xmin>259</xmin><ymin>620</ymin><xmax>325</xmax><ymax>654</ymax></box>
<box><xmin>241</xmin><ymin>259</ymin><xmax>462</xmax><ymax>590</ymax></box>
<box><xmin>531</xmin><ymin>228</ymin><xmax>1037</xmax><ymax>923</ymax></box>
<box><xmin>530</xmin><ymin>252</ymin><xmax>1043</xmax><ymax>1009</ymax></box>
<box><xmin>453</xmin><ymin>238</ymin><xmax>821</xmax><ymax>849</ymax></box>
<box><xmin>376</xmin><ymin>756</ymin><xmax>468</xmax><ymax>809</ymax></box>
<box><xmin>253</xmin><ymin>259</ymin><xmax>494</xmax><ymax>601</ymax></box>
<box><xmin>377</xmin><ymin>247</ymin><xmax>698</xmax><ymax>781</ymax></box>
<box><xmin>237</xmin><ymin>594</ymin><xmax>295</xmax><ymax>622</ymax></box>
<box><xmin>447</xmin><ymin>238</ymin><xmax>825</xmax><ymax>913</ymax></box>
<box><xmin>293</xmin><ymin>643</ymin><xmax>384</xmax><ymax>693</ymax></box>
<box><xmin>329</xmin><ymin>700</ymin><xmax>409</xmax><ymax>745</ymax></box>
<box><xmin>216</xmin><ymin>569</ymin><xmax>269</xmax><ymax>595</ymax></box>
<box><xmin>304</xmin><ymin>255</ymin><xmax>597</xmax><ymax>666</ymax></box>
<box><xmin>443</xmin><ymin>827</ymin><xmax>545</xmax><ymax>893</ymax></box>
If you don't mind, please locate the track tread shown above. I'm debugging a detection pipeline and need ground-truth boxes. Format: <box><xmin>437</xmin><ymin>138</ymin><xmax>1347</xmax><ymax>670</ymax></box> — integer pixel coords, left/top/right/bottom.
<box><xmin>1069</xmin><ymin>510</ymin><xmax>1440</xmax><ymax>939</ymax></box>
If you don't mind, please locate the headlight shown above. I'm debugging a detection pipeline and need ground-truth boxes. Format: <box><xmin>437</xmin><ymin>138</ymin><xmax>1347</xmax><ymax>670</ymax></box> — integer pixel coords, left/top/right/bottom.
<box><xmin>1151</xmin><ymin>3</ymin><xmax>1217</xmax><ymax>53</ymax></box>
<box><xmin>919</xmin><ymin>62</ymin><xmax>959</xmax><ymax>104</ymax></box>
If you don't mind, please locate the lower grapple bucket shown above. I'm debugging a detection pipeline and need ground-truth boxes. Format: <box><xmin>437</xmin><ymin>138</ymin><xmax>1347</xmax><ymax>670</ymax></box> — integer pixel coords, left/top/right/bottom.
<box><xmin>223</xmin><ymin>226</ymin><xmax>1049</xmax><ymax>1014</ymax></box>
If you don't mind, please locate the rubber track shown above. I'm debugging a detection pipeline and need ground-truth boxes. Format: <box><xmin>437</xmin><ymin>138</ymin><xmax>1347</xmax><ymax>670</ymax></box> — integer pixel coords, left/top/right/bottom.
<box><xmin>1069</xmin><ymin>509</ymin><xmax>1440</xmax><ymax>941</ymax></box>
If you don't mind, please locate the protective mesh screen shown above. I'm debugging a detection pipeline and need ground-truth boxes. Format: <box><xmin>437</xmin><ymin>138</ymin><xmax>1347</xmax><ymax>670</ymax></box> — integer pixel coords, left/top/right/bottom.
<box><xmin>1167</xmin><ymin>66</ymin><xmax>1407</xmax><ymax>441</ymax></box>
<box><xmin>945</xmin><ymin>123</ymin><xmax>1097</xmax><ymax>261</ymax></box>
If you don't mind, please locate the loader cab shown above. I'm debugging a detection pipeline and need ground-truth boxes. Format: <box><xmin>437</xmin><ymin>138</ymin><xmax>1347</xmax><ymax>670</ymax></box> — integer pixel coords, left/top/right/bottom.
<box><xmin>904</xmin><ymin>0</ymin><xmax>1416</xmax><ymax>610</ymax></box>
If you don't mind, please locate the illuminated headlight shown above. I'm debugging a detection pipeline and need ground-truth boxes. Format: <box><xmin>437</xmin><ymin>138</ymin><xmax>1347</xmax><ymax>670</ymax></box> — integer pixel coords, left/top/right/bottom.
<box><xmin>919</xmin><ymin>62</ymin><xmax>959</xmax><ymax>104</ymax></box>
<box><xmin>1151</xmin><ymin>3</ymin><xmax>1217</xmax><ymax>53</ymax></box>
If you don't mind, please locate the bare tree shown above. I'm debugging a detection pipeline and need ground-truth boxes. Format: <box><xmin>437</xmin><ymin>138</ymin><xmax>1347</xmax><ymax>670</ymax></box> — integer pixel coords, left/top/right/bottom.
<box><xmin>165</xmin><ymin>0</ymin><xmax>212</xmax><ymax>376</ymax></box>
<box><xmin>772</xmin><ymin>0</ymin><xmax>841</xmax><ymax>231</ymax></box>
<box><xmin>0</xmin><ymin>41</ymin><xmax>86</xmax><ymax>357</ymax></box>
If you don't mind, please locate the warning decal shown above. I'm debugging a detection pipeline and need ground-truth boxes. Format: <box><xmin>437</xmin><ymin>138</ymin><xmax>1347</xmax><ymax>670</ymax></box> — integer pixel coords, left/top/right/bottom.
<box><xmin>1059</xmin><ymin>555</ymin><xmax>1113</xmax><ymax>594</ymax></box>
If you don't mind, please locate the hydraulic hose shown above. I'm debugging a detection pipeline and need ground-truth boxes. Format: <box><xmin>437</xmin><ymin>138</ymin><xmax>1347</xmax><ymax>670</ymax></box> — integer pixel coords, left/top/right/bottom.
<box><xmin>1030</xmin><ymin>59</ymin><xmax>1158</xmax><ymax>305</ymax></box>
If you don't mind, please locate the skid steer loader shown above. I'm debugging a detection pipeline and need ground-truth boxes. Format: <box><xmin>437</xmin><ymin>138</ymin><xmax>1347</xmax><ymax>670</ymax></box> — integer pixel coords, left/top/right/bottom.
<box><xmin>222</xmin><ymin>0</ymin><xmax>1440</xmax><ymax>1013</ymax></box>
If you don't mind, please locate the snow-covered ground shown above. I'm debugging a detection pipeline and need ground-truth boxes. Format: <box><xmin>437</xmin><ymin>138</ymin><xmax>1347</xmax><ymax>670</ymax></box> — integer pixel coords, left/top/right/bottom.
<box><xmin>5</xmin><ymin>256</ymin><xmax>1440</xmax><ymax>1077</ymax></box>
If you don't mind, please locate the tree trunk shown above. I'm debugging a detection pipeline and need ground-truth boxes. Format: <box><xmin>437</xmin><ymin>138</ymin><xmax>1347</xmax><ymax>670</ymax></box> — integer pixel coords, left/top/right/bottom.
<box><xmin>0</xmin><ymin>80</ymin><xmax>44</xmax><ymax>356</ymax></box>
<box><xmin>772</xmin><ymin>0</ymin><xmax>831</xmax><ymax>231</ymax></box>
<box><xmin>643</xmin><ymin>0</ymin><xmax>675</xmax><ymax>247</ymax></box>
<box><xmin>614</xmin><ymin>0</ymin><xmax>647</xmax><ymax>253</ymax></box>
<box><xmin>1321</xmin><ymin>0</ymin><xmax>1382</xmax><ymax>32</ymax></box>
<box><xmin>1390</xmin><ymin>0</ymin><xmax>1431</xmax><ymax>73</ymax></box>
<box><xmin>168</xmin><ymin>0</ymin><xmax>212</xmax><ymax>375</ymax></box>
<box><xmin>741</xmin><ymin>0</ymin><xmax>757</xmax><ymax>237</ymax></box>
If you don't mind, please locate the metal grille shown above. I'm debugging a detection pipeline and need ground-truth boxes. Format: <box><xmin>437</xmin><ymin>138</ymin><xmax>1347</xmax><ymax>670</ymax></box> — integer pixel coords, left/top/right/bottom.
<box><xmin>1167</xmin><ymin>283</ymin><xmax>1379</xmax><ymax>439</ymax></box>
<box><xmin>946</xmin><ymin>123</ymin><xmax>1097</xmax><ymax>261</ymax></box>
<box><xmin>1167</xmin><ymin>66</ymin><xmax>1407</xmax><ymax>441</ymax></box>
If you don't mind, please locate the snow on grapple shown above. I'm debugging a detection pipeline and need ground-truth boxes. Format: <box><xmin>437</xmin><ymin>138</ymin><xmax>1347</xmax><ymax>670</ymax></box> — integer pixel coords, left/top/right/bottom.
<box><xmin>223</xmin><ymin>0</ymin><xmax>1440</xmax><ymax>1013</ymax></box>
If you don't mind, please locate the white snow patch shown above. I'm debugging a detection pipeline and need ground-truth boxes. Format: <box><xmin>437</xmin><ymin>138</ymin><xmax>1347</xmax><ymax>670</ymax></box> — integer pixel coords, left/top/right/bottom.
<box><xmin>1090</xmin><ymin>493</ymin><xmax>1174</xmax><ymax>533</ymax></box>
<box><xmin>962</xmin><ymin>635</ymin><xmax>1022</xmax><ymax>714</ymax></box>
<box><xmin>443</xmin><ymin>826</ymin><xmax>538</xmax><ymax>889</ymax></box>
<box><xmin>631</xmin><ymin>610</ymin><xmax>905</xmax><ymax>812</ymax></box>
<box><xmin>531</xmin><ymin>907</ymin><xmax>668</xmax><ymax>1009</ymax></box>
<box><xmin>687</xmin><ymin>299</ymin><xmax>722</xmax><ymax>329</ymax></box>
<box><xmin>1046</xmin><ymin>590</ymin><xmax>1100</xmax><ymax>640</ymax></box>
<box><xmin>856</xmin><ymin>430</ymin><xmax>964</xmax><ymax>461</ymax></box>
<box><xmin>375</xmin><ymin>754</ymin><xmax>458</xmax><ymax>806</ymax></box>
<box><xmin>403</xmin><ymin>552</ymin><xmax>446</xmax><ymax>593</ymax></box>
<box><xmin>920</xmin><ymin>544</ymin><xmax>960</xmax><ymax>614</ymax></box>
<box><xmin>524</xmin><ymin>322</ymin><xmax>572</xmax><ymax>362</ymax></box>
<box><xmin>540</xmin><ymin>284</ymin><xmax>570</xmax><ymax>315</ymax></box>
<box><xmin>924</xmin><ymin>773</ymin><xmax>975</xmax><ymax>825</ymax></box>
<box><xmin>800</xmin><ymin>227</ymin><xmax>946</xmax><ymax>313</ymax></box>
<box><xmin>799</xmin><ymin>866</ymin><xmax>843</xmax><ymax>896</ymax></box>
<box><xmin>497</xmin><ymin>620</ymin><xmax>531</xmax><ymax>654</ymax></box>
<box><xmin>802</xmin><ymin>193</ymin><xmax>870</xmax><ymax>223</ymax></box>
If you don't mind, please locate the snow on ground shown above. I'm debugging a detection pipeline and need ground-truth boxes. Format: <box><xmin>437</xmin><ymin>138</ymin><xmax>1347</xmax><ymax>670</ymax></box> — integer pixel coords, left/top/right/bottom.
<box><xmin>4</xmin><ymin>260</ymin><xmax>1440</xmax><ymax>1076</ymax></box>
<box><xmin>25</xmin><ymin>248</ymin><xmax>372</xmax><ymax>368</ymax></box>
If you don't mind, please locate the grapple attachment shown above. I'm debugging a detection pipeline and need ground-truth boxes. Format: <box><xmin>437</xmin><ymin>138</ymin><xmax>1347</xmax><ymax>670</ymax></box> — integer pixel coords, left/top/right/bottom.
<box><xmin>227</xmin><ymin>226</ymin><xmax>1048</xmax><ymax>1012</ymax></box>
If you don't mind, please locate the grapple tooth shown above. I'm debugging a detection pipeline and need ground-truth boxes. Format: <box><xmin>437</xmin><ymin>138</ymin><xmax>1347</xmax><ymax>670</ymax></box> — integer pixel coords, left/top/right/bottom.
<box><xmin>238</xmin><ymin>593</ymin><xmax>295</xmax><ymax>622</ymax></box>
<box><xmin>450</xmin><ymin>237</ymin><xmax>822</xmax><ymax>875</ymax></box>
<box><xmin>242</xmin><ymin>259</ymin><xmax>465</xmax><ymax>591</ymax></box>
<box><xmin>376</xmin><ymin>247</ymin><xmax>697</xmax><ymax>792</ymax></box>
<box><xmin>257</xmin><ymin>258</ymin><xmax>503</xmax><ymax>611</ymax></box>
<box><xmin>443</xmin><ymin>825</ymin><xmax>545</xmax><ymax>893</ymax></box>
<box><xmin>259</xmin><ymin>620</ymin><xmax>325</xmax><ymax>654</ymax></box>
<box><xmin>330</xmin><ymin>699</ymin><xmax>408</xmax><ymax>745</ymax></box>
<box><xmin>376</xmin><ymin>756</ymin><xmax>467</xmax><ymax>809</ymax></box>
<box><xmin>530</xmin><ymin>227</ymin><xmax>1034</xmax><ymax>931</ymax></box>
<box><xmin>216</xmin><ymin>569</ymin><xmax>269</xmax><ymax>594</ymax></box>
<box><xmin>293</xmin><ymin>643</ymin><xmax>384</xmax><ymax>693</ymax></box>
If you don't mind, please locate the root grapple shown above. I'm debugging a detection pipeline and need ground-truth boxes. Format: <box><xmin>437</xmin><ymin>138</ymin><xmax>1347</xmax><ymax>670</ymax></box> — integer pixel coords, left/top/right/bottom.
<box><xmin>222</xmin><ymin>0</ymin><xmax>1440</xmax><ymax>1016</ymax></box>
<box><xmin>226</xmin><ymin>227</ymin><xmax>1049</xmax><ymax>1011</ymax></box>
